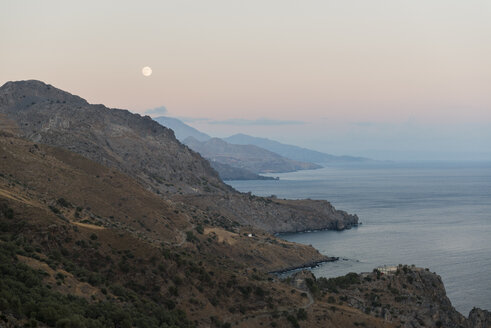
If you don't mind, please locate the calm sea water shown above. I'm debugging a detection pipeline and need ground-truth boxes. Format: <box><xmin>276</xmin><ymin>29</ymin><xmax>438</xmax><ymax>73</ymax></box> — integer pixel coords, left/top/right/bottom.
<box><xmin>227</xmin><ymin>162</ymin><xmax>491</xmax><ymax>315</ymax></box>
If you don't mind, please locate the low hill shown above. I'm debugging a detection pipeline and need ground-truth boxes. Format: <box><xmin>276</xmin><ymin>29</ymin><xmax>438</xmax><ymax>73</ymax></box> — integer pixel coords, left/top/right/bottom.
<box><xmin>225</xmin><ymin>133</ymin><xmax>369</xmax><ymax>164</ymax></box>
<box><xmin>184</xmin><ymin>136</ymin><xmax>322</xmax><ymax>174</ymax></box>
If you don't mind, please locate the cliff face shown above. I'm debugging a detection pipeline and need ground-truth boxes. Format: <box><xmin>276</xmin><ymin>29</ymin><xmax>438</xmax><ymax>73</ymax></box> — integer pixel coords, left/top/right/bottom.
<box><xmin>468</xmin><ymin>308</ymin><xmax>491</xmax><ymax>328</ymax></box>
<box><xmin>0</xmin><ymin>80</ymin><xmax>227</xmax><ymax>195</ymax></box>
<box><xmin>292</xmin><ymin>266</ymin><xmax>491</xmax><ymax>328</ymax></box>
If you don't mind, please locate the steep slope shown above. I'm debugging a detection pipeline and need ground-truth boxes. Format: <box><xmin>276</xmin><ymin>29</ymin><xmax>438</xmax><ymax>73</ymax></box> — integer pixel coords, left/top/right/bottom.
<box><xmin>0</xmin><ymin>80</ymin><xmax>227</xmax><ymax>195</ymax></box>
<box><xmin>153</xmin><ymin>116</ymin><xmax>211</xmax><ymax>142</ymax></box>
<box><xmin>225</xmin><ymin>133</ymin><xmax>369</xmax><ymax>163</ymax></box>
<box><xmin>1</xmin><ymin>95</ymin><xmax>489</xmax><ymax>327</ymax></box>
<box><xmin>184</xmin><ymin>136</ymin><xmax>321</xmax><ymax>174</ymax></box>
<box><xmin>1</xmin><ymin>152</ymin><xmax>488</xmax><ymax>328</ymax></box>
<box><xmin>0</xmin><ymin>134</ymin><xmax>329</xmax><ymax>272</ymax></box>
<box><xmin>0</xmin><ymin>134</ymin><xmax>385</xmax><ymax>328</ymax></box>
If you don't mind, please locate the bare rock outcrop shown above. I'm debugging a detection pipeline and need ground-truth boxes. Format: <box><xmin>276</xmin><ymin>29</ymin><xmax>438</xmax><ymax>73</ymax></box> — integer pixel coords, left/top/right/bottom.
<box><xmin>468</xmin><ymin>308</ymin><xmax>491</xmax><ymax>328</ymax></box>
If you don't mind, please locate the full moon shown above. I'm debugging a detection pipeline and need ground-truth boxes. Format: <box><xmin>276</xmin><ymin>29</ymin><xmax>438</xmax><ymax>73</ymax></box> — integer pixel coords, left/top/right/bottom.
<box><xmin>142</xmin><ymin>66</ymin><xmax>152</xmax><ymax>77</ymax></box>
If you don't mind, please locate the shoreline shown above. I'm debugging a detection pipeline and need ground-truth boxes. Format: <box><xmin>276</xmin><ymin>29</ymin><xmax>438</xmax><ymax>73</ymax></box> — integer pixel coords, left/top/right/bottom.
<box><xmin>269</xmin><ymin>256</ymin><xmax>339</xmax><ymax>275</ymax></box>
<box><xmin>274</xmin><ymin>222</ymin><xmax>360</xmax><ymax>236</ymax></box>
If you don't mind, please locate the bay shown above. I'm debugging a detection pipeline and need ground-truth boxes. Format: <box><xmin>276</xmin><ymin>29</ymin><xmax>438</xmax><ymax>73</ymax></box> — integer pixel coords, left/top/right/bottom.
<box><xmin>227</xmin><ymin>162</ymin><xmax>491</xmax><ymax>315</ymax></box>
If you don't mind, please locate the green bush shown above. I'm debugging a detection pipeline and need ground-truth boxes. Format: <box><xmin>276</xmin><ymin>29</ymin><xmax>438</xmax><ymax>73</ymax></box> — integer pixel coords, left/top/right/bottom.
<box><xmin>317</xmin><ymin>272</ymin><xmax>360</xmax><ymax>293</ymax></box>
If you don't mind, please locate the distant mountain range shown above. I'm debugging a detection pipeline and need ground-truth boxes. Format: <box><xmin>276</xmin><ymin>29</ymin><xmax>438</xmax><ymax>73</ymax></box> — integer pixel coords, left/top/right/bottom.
<box><xmin>224</xmin><ymin>133</ymin><xmax>369</xmax><ymax>164</ymax></box>
<box><xmin>183</xmin><ymin>136</ymin><xmax>321</xmax><ymax>176</ymax></box>
<box><xmin>153</xmin><ymin>116</ymin><xmax>370</xmax><ymax>177</ymax></box>
<box><xmin>153</xmin><ymin>116</ymin><xmax>211</xmax><ymax>142</ymax></box>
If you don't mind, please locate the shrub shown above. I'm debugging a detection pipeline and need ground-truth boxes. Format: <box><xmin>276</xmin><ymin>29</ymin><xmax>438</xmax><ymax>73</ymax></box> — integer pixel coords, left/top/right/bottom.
<box><xmin>296</xmin><ymin>308</ymin><xmax>307</xmax><ymax>321</ymax></box>
<box><xmin>49</xmin><ymin>206</ymin><xmax>60</xmax><ymax>214</ymax></box>
<box><xmin>57</xmin><ymin>198</ymin><xmax>71</xmax><ymax>208</ymax></box>
<box><xmin>286</xmin><ymin>314</ymin><xmax>299</xmax><ymax>328</ymax></box>
<box><xmin>186</xmin><ymin>231</ymin><xmax>198</xmax><ymax>243</ymax></box>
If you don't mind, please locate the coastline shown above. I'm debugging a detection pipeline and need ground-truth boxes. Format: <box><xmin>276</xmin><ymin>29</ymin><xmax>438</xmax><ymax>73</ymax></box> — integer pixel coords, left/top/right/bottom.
<box><xmin>269</xmin><ymin>256</ymin><xmax>339</xmax><ymax>275</ymax></box>
<box><xmin>274</xmin><ymin>222</ymin><xmax>360</xmax><ymax>236</ymax></box>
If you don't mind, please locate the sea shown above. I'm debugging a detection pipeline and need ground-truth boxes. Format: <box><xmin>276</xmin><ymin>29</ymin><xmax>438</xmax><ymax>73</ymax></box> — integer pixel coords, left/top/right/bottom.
<box><xmin>227</xmin><ymin>162</ymin><xmax>491</xmax><ymax>316</ymax></box>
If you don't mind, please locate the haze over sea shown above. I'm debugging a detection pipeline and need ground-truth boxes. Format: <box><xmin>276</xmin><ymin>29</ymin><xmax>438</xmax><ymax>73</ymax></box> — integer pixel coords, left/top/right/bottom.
<box><xmin>228</xmin><ymin>162</ymin><xmax>491</xmax><ymax>315</ymax></box>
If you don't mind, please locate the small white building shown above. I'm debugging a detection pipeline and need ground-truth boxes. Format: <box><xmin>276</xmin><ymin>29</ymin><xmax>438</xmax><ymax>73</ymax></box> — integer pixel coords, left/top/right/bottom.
<box><xmin>377</xmin><ymin>265</ymin><xmax>398</xmax><ymax>275</ymax></box>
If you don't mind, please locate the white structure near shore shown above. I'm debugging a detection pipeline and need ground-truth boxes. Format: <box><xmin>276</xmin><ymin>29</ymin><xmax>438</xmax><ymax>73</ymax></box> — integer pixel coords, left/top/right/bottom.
<box><xmin>377</xmin><ymin>265</ymin><xmax>398</xmax><ymax>274</ymax></box>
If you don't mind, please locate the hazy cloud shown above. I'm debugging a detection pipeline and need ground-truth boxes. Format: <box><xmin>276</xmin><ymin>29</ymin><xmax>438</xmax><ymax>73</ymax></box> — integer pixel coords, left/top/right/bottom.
<box><xmin>206</xmin><ymin>118</ymin><xmax>305</xmax><ymax>126</ymax></box>
<box><xmin>178</xmin><ymin>117</ymin><xmax>211</xmax><ymax>123</ymax></box>
<box><xmin>145</xmin><ymin>106</ymin><xmax>168</xmax><ymax>116</ymax></box>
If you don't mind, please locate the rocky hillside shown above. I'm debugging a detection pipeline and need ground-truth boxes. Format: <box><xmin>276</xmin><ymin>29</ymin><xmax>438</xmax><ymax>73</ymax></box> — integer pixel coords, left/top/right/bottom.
<box><xmin>289</xmin><ymin>266</ymin><xmax>491</xmax><ymax>328</ymax></box>
<box><xmin>183</xmin><ymin>136</ymin><xmax>322</xmax><ymax>174</ymax></box>
<box><xmin>0</xmin><ymin>134</ymin><xmax>404</xmax><ymax>328</ymax></box>
<box><xmin>3</xmin><ymin>134</ymin><xmax>489</xmax><ymax>327</ymax></box>
<box><xmin>0</xmin><ymin>134</ymin><xmax>337</xmax><ymax>325</ymax></box>
<box><xmin>0</xmin><ymin>82</ymin><xmax>489</xmax><ymax>326</ymax></box>
<box><xmin>0</xmin><ymin>80</ymin><xmax>227</xmax><ymax>195</ymax></box>
<box><xmin>0</xmin><ymin>134</ymin><xmax>329</xmax><ymax>273</ymax></box>
<box><xmin>0</xmin><ymin>80</ymin><xmax>358</xmax><ymax>234</ymax></box>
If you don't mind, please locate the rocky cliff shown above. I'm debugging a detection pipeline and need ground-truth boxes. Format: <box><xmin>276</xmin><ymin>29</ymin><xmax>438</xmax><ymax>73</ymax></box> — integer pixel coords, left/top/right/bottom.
<box><xmin>291</xmin><ymin>266</ymin><xmax>491</xmax><ymax>328</ymax></box>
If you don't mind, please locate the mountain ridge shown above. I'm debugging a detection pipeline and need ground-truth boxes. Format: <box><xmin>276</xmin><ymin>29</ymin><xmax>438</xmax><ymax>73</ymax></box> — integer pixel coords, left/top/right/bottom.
<box><xmin>153</xmin><ymin>116</ymin><xmax>211</xmax><ymax>142</ymax></box>
<box><xmin>0</xmin><ymin>79</ymin><xmax>227</xmax><ymax>195</ymax></box>
<box><xmin>0</xmin><ymin>79</ymin><xmax>358</xmax><ymax>235</ymax></box>
<box><xmin>183</xmin><ymin>136</ymin><xmax>322</xmax><ymax>174</ymax></box>
<box><xmin>225</xmin><ymin>133</ymin><xmax>370</xmax><ymax>164</ymax></box>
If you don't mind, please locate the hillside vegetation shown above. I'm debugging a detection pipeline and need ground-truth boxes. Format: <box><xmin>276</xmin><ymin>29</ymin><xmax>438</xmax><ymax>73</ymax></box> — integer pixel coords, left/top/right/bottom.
<box><xmin>0</xmin><ymin>80</ymin><xmax>489</xmax><ymax>327</ymax></box>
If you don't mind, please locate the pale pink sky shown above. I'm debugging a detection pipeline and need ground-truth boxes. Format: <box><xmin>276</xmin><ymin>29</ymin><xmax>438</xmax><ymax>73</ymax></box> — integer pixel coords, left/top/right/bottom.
<box><xmin>1</xmin><ymin>0</ymin><xmax>490</xmax><ymax>159</ymax></box>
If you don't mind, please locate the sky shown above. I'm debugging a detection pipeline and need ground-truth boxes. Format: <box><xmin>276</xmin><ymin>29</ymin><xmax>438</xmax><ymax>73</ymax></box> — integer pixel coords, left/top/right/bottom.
<box><xmin>1</xmin><ymin>0</ymin><xmax>490</xmax><ymax>161</ymax></box>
